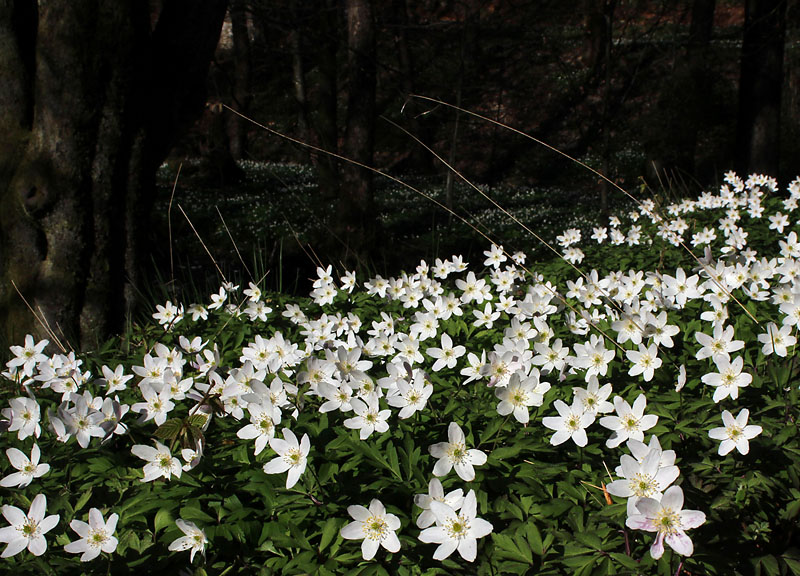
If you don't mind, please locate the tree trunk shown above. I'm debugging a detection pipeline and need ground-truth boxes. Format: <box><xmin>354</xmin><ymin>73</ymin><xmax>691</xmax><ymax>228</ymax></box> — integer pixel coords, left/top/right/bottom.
<box><xmin>228</xmin><ymin>0</ymin><xmax>251</xmax><ymax>160</ymax></box>
<box><xmin>310</xmin><ymin>0</ymin><xmax>340</xmax><ymax>202</ymax></box>
<box><xmin>0</xmin><ymin>0</ymin><xmax>227</xmax><ymax>350</ymax></box>
<box><xmin>736</xmin><ymin>0</ymin><xmax>787</xmax><ymax>177</ymax></box>
<box><xmin>338</xmin><ymin>0</ymin><xmax>376</xmax><ymax>267</ymax></box>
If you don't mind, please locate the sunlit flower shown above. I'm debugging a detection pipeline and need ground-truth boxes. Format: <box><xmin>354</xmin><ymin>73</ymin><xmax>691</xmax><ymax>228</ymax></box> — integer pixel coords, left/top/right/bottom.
<box><xmin>418</xmin><ymin>489</ymin><xmax>493</xmax><ymax>562</ymax></box>
<box><xmin>0</xmin><ymin>444</ymin><xmax>49</xmax><ymax>488</ymax></box>
<box><xmin>701</xmin><ymin>356</ymin><xmax>752</xmax><ymax>403</ymax></box>
<box><xmin>131</xmin><ymin>441</ymin><xmax>182</xmax><ymax>482</ymax></box>
<box><xmin>263</xmin><ymin>428</ymin><xmax>310</xmax><ymax>488</ymax></box>
<box><xmin>0</xmin><ymin>494</ymin><xmax>59</xmax><ymax>558</ymax></box>
<box><xmin>757</xmin><ymin>322</ymin><xmax>796</xmax><ymax>357</ymax></box>
<box><xmin>429</xmin><ymin>422</ymin><xmax>487</xmax><ymax>481</ymax></box>
<box><xmin>542</xmin><ymin>399</ymin><xmax>595</xmax><ymax>447</ymax></box>
<box><xmin>7</xmin><ymin>334</ymin><xmax>48</xmax><ymax>378</ymax></box>
<box><xmin>340</xmin><ymin>499</ymin><xmax>401</xmax><ymax>560</ymax></box>
<box><xmin>64</xmin><ymin>508</ymin><xmax>119</xmax><ymax>561</ymax></box>
<box><xmin>414</xmin><ymin>478</ymin><xmax>464</xmax><ymax>529</ymax></box>
<box><xmin>708</xmin><ymin>408</ymin><xmax>762</xmax><ymax>455</ymax></box>
<box><xmin>344</xmin><ymin>395</ymin><xmax>391</xmax><ymax>440</ymax></box>
<box><xmin>626</xmin><ymin>486</ymin><xmax>705</xmax><ymax>559</ymax></box>
<box><xmin>600</xmin><ymin>395</ymin><xmax>658</xmax><ymax>449</ymax></box>
<box><xmin>495</xmin><ymin>370</ymin><xmax>549</xmax><ymax>424</ymax></box>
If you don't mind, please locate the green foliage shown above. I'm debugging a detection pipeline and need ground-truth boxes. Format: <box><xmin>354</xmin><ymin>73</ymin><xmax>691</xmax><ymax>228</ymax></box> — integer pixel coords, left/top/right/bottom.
<box><xmin>2</xmin><ymin>173</ymin><xmax>800</xmax><ymax>574</ymax></box>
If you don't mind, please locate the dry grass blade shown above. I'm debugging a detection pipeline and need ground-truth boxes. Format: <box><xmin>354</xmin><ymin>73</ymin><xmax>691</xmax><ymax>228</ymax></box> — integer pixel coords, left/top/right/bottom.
<box><xmin>10</xmin><ymin>280</ymin><xmax>68</xmax><ymax>354</ymax></box>
<box><xmin>168</xmin><ymin>162</ymin><xmax>183</xmax><ymax>299</ymax></box>
<box><xmin>178</xmin><ymin>204</ymin><xmax>227</xmax><ymax>284</ymax></box>
<box><xmin>216</xmin><ymin>205</ymin><xmax>253</xmax><ymax>282</ymax></box>
<box><xmin>409</xmin><ymin>94</ymin><xmax>759</xmax><ymax>326</ymax></box>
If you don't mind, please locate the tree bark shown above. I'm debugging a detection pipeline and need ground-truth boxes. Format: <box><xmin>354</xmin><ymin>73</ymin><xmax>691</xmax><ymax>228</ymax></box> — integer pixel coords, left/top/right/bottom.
<box><xmin>229</xmin><ymin>0</ymin><xmax>251</xmax><ymax>160</ymax></box>
<box><xmin>338</xmin><ymin>0</ymin><xmax>376</xmax><ymax>267</ymax></box>
<box><xmin>736</xmin><ymin>0</ymin><xmax>787</xmax><ymax>177</ymax></box>
<box><xmin>311</xmin><ymin>0</ymin><xmax>340</xmax><ymax>201</ymax></box>
<box><xmin>0</xmin><ymin>0</ymin><xmax>227</xmax><ymax>349</ymax></box>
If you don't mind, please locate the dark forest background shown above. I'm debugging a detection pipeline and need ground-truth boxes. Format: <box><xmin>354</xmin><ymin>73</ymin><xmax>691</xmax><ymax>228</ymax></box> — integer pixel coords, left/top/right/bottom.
<box><xmin>1</xmin><ymin>0</ymin><xmax>798</xmax><ymax>348</ymax></box>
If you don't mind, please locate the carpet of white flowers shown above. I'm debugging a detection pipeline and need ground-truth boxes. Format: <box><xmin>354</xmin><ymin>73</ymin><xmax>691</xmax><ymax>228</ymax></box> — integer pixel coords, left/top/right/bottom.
<box><xmin>2</xmin><ymin>172</ymin><xmax>800</xmax><ymax>575</ymax></box>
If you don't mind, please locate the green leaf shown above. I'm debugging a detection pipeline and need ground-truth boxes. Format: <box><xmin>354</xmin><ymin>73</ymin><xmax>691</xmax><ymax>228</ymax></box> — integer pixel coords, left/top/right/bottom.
<box><xmin>154</xmin><ymin>507</ymin><xmax>174</xmax><ymax>534</ymax></box>
<box><xmin>609</xmin><ymin>552</ymin><xmax>640</xmax><ymax>570</ymax></box>
<box><xmin>188</xmin><ymin>413</ymin><xmax>210</xmax><ymax>429</ymax></box>
<box><xmin>386</xmin><ymin>441</ymin><xmax>402</xmax><ymax>479</ymax></box>
<box><xmin>319</xmin><ymin>518</ymin><xmax>340</xmax><ymax>551</ymax></box>
<box><xmin>524</xmin><ymin>523</ymin><xmax>543</xmax><ymax>556</ymax></box>
<box><xmin>783</xmin><ymin>555</ymin><xmax>800</xmax><ymax>575</ymax></box>
<box><xmin>492</xmin><ymin>533</ymin><xmax>533</xmax><ymax>565</ymax></box>
<box><xmin>73</xmin><ymin>487</ymin><xmax>93</xmax><ymax>514</ymax></box>
<box><xmin>154</xmin><ymin>418</ymin><xmax>183</xmax><ymax>441</ymax></box>
<box><xmin>179</xmin><ymin>505</ymin><xmax>215</xmax><ymax>524</ymax></box>
<box><xmin>758</xmin><ymin>555</ymin><xmax>781</xmax><ymax>576</ymax></box>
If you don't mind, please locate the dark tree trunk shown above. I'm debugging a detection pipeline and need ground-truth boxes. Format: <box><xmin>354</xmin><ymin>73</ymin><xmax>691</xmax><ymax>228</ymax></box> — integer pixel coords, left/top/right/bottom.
<box><xmin>337</xmin><ymin>0</ymin><xmax>376</xmax><ymax>267</ymax></box>
<box><xmin>736</xmin><ymin>0</ymin><xmax>787</xmax><ymax>177</ymax></box>
<box><xmin>310</xmin><ymin>0</ymin><xmax>340</xmax><ymax>202</ymax></box>
<box><xmin>391</xmin><ymin>0</ymin><xmax>433</xmax><ymax>173</ymax></box>
<box><xmin>0</xmin><ymin>0</ymin><xmax>227</xmax><ymax>349</ymax></box>
<box><xmin>228</xmin><ymin>0</ymin><xmax>251</xmax><ymax>160</ymax></box>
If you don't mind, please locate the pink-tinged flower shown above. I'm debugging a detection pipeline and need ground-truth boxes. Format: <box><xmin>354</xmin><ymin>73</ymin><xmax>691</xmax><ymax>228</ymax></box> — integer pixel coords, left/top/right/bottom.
<box><xmin>626</xmin><ymin>486</ymin><xmax>705</xmax><ymax>559</ymax></box>
<box><xmin>340</xmin><ymin>499</ymin><xmax>401</xmax><ymax>560</ymax></box>
<box><xmin>429</xmin><ymin>422</ymin><xmax>487</xmax><ymax>481</ymax></box>
<box><xmin>0</xmin><ymin>494</ymin><xmax>59</xmax><ymax>558</ymax></box>
<box><xmin>606</xmin><ymin>444</ymin><xmax>680</xmax><ymax>517</ymax></box>
<box><xmin>708</xmin><ymin>409</ymin><xmax>762</xmax><ymax>455</ymax></box>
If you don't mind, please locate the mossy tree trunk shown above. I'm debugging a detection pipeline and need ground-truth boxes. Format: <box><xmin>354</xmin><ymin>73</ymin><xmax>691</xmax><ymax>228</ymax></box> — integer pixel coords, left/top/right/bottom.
<box><xmin>0</xmin><ymin>0</ymin><xmax>227</xmax><ymax>350</ymax></box>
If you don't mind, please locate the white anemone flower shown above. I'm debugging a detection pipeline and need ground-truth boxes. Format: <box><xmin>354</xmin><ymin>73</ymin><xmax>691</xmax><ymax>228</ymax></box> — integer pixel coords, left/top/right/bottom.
<box><xmin>168</xmin><ymin>519</ymin><xmax>207</xmax><ymax>562</ymax></box>
<box><xmin>599</xmin><ymin>395</ymin><xmax>658</xmax><ymax>449</ymax></box>
<box><xmin>0</xmin><ymin>494</ymin><xmax>59</xmax><ymax>558</ymax></box>
<box><xmin>495</xmin><ymin>370</ymin><xmax>550</xmax><ymax>424</ymax></box>
<box><xmin>701</xmin><ymin>356</ymin><xmax>752</xmax><ymax>403</ymax></box>
<box><xmin>0</xmin><ymin>444</ymin><xmax>50</xmax><ymax>488</ymax></box>
<box><xmin>4</xmin><ymin>397</ymin><xmax>42</xmax><ymax>440</ymax></box>
<box><xmin>708</xmin><ymin>409</ymin><xmax>762</xmax><ymax>455</ymax></box>
<box><xmin>340</xmin><ymin>499</ymin><xmax>401</xmax><ymax>560</ymax></box>
<box><xmin>131</xmin><ymin>441</ymin><xmax>182</xmax><ymax>482</ymax></box>
<box><xmin>757</xmin><ymin>322</ymin><xmax>796</xmax><ymax>357</ymax></box>
<box><xmin>343</xmin><ymin>395</ymin><xmax>390</xmax><ymax>440</ymax></box>
<box><xmin>64</xmin><ymin>508</ymin><xmax>119</xmax><ymax>561</ymax></box>
<box><xmin>263</xmin><ymin>428</ymin><xmax>310</xmax><ymax>488</ymax></box>
<box><xmin>429</xmin><ymin>422</ymin><xmax>487</xmax><ymax>481</ymax></box>
<box><xmin>626</xmin><ymin>486</ymin><xmax>705</xmax><ymax>559</ymax></box>
<box><xmin>414</xmin><ymin>478</ymin><xmax>465</xmax><ymax>529</ymax></box>
<box><xmin>418</xmin><ymin>489</ymin><xmax>493</xmax><ymax>562</ymax></box>
<box><xmin>542</xmin><ymin>399</ymin><xmax>595</xmax><ymax>447</ymax></box>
